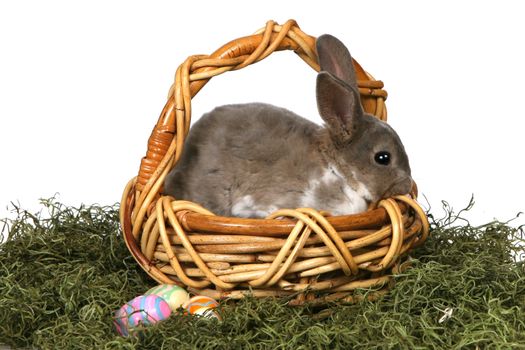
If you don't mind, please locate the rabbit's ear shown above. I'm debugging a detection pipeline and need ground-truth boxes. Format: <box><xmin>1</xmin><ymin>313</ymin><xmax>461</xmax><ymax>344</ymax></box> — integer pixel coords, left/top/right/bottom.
<box><xmin>316</xmin><ymin>72</ymin><xmax>363</xmax><ymax>142</ymax></box>
<box><xmin>316</xmin><ymin>34</ymin><xmax>358</xmax><ymax>90</ymax></box>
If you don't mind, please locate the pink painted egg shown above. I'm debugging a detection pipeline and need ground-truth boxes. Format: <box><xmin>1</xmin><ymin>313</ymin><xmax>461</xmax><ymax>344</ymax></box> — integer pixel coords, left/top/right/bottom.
<box><xmin>113</xmin><ymin>294</ymin><xmax>172</xmax><ymax>336</ymax></box>
<box><xmin>145</xmin><ymin>284</ymin><xmax>189</xmax><ymax>312</ymax></box>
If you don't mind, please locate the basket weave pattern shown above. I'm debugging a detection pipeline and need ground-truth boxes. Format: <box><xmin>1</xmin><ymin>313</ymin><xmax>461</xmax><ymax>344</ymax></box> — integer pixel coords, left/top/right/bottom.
<box><xmin>120</xmin><ymin>20</ymin><xmax>429</xmax><ymax>304</ymax></box>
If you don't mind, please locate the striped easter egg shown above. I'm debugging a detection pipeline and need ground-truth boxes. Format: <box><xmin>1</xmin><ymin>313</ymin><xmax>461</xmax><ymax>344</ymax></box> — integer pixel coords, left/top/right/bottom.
<box><xmin>145</xmin><ymin>284</ymin><xmax>189</xmax><ymax>312</ymax></box>
<box><xmin>183</xmin><ymin>295</ymin><xmax>220</xmax><ymax>319</ymax></box>
<box><xmin>113</xmin><ymin>306</ymin><xmax>129</xmax><ymax>336</ymax></box>
<box><xmin>191</xmin><ymin>305</ymin><xmax>222</xmax><ymax>320</ymax></box>
<box><xmin>113</xmin><ymin>294</ymin><xmax>172</xmax><ymax>336</ymax></box>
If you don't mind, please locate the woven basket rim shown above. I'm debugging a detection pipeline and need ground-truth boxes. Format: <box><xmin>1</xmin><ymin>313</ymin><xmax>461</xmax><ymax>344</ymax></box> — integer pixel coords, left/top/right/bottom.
<box><xmin>122</xmin><ymin>183</ymin><xmax>410</xmax><ymax>234</ymax></box>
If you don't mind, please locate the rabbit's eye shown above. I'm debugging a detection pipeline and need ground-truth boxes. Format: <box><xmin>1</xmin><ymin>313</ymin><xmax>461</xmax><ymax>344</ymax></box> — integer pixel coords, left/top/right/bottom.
<box><xmin>374</xmin><ymin>151</ymin><xmax>391</xmax><ymax>166</ymax></box>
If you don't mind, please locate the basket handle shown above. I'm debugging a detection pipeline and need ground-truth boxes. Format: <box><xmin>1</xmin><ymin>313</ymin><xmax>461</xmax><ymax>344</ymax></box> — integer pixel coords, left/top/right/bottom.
<box><xmin>133</xmin><ymin>20</ymin><xmax>388</xmax><ymax>224</ymax></box>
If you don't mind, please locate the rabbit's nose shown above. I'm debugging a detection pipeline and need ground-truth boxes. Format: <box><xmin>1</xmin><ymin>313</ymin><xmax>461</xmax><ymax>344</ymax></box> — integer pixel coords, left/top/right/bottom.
<box><xmin>382</xmin><ymin>176</ymin><xmax>413</xmax><ymax>198</ymax></box>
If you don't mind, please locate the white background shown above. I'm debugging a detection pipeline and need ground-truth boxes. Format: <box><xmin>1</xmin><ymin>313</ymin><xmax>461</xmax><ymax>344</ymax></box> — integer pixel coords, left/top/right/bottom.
<box><xmin>1</xmin><ymin>0</ymin><xmax>523</xmax><ymax>228</ymax></box>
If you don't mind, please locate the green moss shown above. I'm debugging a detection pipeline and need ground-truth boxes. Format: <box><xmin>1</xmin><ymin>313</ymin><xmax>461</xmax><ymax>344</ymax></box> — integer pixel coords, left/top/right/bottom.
<box><xmin>1</xmin><ymin>198</ymin><xmax>524</xmax><ymax>349</ymax></box>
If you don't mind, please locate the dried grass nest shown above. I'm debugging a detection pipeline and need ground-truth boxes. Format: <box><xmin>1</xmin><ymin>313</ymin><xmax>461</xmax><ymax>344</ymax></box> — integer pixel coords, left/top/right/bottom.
<box><xmin>119</xmin><ymin>19</ymin><xmax>430</xmax><ymax>305</ymax></box>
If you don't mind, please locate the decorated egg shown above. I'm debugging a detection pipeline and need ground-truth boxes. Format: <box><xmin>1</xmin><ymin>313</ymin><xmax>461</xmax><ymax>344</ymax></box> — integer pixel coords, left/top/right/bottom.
<box><xmin>190</xmin><ymin>305</ymin><xmax>222</xmax><ymax>320</ymax></box>
<box><xmin>183</xmin><ymin>295</ymin><xmax>221</xmax><ymax>320</ymax></box>
<box><xmin>145</xmin><ymin>284</ymin><xmax>190</xmax><ymax>312</ymax></box>
<box><xmin>114</xmin><ymin>294</ymin><xmax>172</xmax><ymax>336</ymax></box>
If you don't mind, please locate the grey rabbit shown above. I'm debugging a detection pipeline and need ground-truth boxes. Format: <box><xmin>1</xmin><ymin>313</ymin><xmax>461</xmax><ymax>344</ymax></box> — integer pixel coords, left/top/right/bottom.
<box><xmin>164</xmin><ymin>34</ymin><xmax>412</xmax><ymax>218</ymax></box>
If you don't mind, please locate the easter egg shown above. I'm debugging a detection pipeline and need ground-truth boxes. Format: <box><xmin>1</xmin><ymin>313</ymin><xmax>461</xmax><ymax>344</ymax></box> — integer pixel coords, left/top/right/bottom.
<box><xmin>114</xmin><ymin>294</ymin><xmax>172</xmax><ymax>336</ymax></box>
<box><xmin>183</xmin><ymin>295</ymin><xmax>221</xmax><ymax>319</ymax></box>
<box><xmin>191</xmin><ymin>305</ymin><xmax>222</xmax><ymax>320</ymax></box>
<box><xmin>145</xmin><ymin>284</ymin><xmax>189</xmax><ymax>312</ymax></box>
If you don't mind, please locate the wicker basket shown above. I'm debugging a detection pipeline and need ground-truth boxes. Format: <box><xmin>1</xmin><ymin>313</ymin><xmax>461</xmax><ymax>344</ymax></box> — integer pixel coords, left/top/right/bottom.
<box><xmin>120</xmin><ymin>19</ymin><xmax>429</xmax><ymax>305</ymax></box>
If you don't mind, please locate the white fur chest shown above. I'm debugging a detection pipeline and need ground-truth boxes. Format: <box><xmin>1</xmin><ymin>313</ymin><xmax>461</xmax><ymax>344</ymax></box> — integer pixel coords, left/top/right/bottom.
<box><xmin>230</xmin><ymin>164</ymin><xmax>372</xmax><ymax>218</ymax></box>
<box><xmin>231</xmin><ymin>195</ymin><xmax>278</xmax><ymax>218</ymax></box>
<box><xmin>300</xmin><ymin>164</ymin><xmax>372</xmax><ymax>215</ymax></box>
